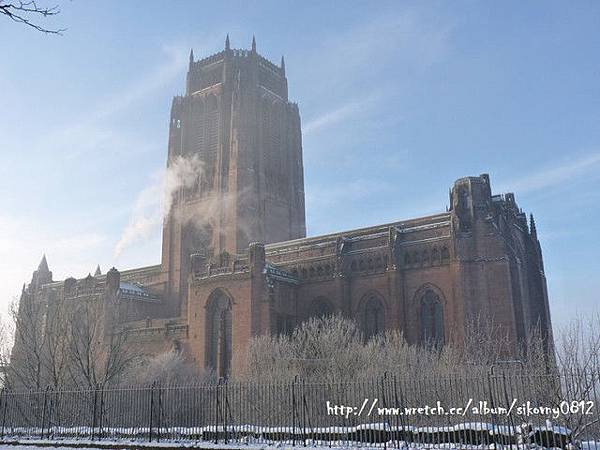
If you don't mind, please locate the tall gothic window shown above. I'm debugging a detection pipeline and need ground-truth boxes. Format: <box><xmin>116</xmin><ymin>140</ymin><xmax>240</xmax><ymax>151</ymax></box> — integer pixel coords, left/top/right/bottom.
<box><xmin>205</xmin><ymin>291</ymin><xmax>232</xmax><ymax>378</ymax></box>
<box><xmin>361</xmin><ymin>294</ymin><xmax>385</xmax><ymax>340</ymax></box>
<box><xmin>420</xmin><ymin>290</ymin><xmax>444</xmax><ymax>347</ymax></box>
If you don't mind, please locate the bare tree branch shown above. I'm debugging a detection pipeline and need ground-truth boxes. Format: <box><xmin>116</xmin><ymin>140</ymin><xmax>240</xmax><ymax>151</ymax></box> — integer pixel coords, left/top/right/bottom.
<box><xmin>0</xmin><ymin>1</ymin><xmax>65</xmax><ymax>34</ymax></box>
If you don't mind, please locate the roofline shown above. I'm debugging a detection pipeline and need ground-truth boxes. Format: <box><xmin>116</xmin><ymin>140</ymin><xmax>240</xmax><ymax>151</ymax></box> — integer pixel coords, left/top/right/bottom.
<box><xmin>265</xmin><ymin>211</ymin><xmax>451</xmax><ymax>251</ymax></box>
<box><xmin>40</xmin><ymin>263</ymin><xmax>162</xmax><ymax>288</ymax></box>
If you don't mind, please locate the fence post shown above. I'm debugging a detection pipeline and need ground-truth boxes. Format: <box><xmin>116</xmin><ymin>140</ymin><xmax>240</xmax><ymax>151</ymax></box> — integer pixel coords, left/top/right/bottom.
<box><xmin>486</xmin><ymin>370</ymin><xmax>500</xmax><ymax>446</ymax></box>
<box><xmin>215</xmin><ymin>380</ymin><xmax>220</xmax><ymax>444</ymax></box>
<box><xmin>292</xmin><ymin>375</ymin><xmax>297</xmax><ymax>447</ymax></box>
<box><xmin>392</xmin><ymin>374</ymin><xmax>403</xmax><ymax>450</ymax></box>
<box><xmin>0</xmin><ymin>388</ymin><xmax>6</xmax><ymax>440</ymax></box>
<box><xmin>91</xmin><ymin>385</ymin><xmax>98</xmax><ymax>441</ymax></box>
<box><xmin>40</xmin><ymin>386</ymin><xmax>49</xmax><ymax>439</ymax></box>
<box><xmin>224</xmin><ymin>380</ymin><xmax>229</xmax><ymax>444</ymax></box>
<box><xmin>149</xmin><ymin>381</ymin><xmax>156</xmax><ymax>442</ymax></box>
<box><xmin>302</xmin><ymin>379</ymin><xmax>307</xmax><ymax>447</ymax></box>
<box><xmin>98</xmin><ymin>384</ymin><xmax>105</xmax><ymax>440</ymax></box>
<box><xmin>382</xmin><ymin>373</ymin><xmax>388</xmax><ymax>450</ymax></box>
<box><xmin>157</xmin><ymin>383</ymin><xmax>162</xmax><ymax>443</ymax></box>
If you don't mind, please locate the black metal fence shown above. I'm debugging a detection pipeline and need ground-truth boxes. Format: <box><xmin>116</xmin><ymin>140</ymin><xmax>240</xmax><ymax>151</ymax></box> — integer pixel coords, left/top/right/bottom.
<box><xmin>1</xmin><ymin>370</ymin><xmax>600</xmax><ymax>448</ymax></box>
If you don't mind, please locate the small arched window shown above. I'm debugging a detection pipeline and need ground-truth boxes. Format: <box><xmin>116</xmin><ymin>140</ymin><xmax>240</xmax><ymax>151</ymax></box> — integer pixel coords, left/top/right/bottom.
<box><xmin>420</xmin><ymin>290</ymin><xmax>444</xmax><ymax>347</ymax></box>
<box><xmin>431</xmin><ymin>248</ymin><xmax>440</xmax><ymax>265</ymax></box>
<box><xmin>361</xmin><ymin>294</ymin><xmax>385</xmax><ymax>340</ymax></box>
<box><xmin>413</xmin><ymin>251</ymin><xmax>420</xmax><ymax>265</ymax></box>
<box><xmin>422</xmin><ymin>250</ymin><xmax>430</xmax><ymax>266</ymax></box>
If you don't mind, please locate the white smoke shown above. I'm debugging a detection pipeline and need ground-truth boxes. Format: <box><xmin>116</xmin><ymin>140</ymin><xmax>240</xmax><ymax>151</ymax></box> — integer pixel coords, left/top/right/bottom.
<box><xmin>113</xmin><ymin>155</ymin><xmax>204</xmax><ymax>258</ymax></box>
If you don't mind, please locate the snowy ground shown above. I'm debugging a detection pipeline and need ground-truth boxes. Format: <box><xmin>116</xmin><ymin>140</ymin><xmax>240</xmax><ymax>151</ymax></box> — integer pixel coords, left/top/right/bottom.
<box><xmin>0</xmin><ymin>441</ymin><xmax>600</xmax><ymax>450</ymax></box>
<box><xmin>0</xmin><ymin>444</ymin><xmax>388</xmax><ymax>450</ymax></box>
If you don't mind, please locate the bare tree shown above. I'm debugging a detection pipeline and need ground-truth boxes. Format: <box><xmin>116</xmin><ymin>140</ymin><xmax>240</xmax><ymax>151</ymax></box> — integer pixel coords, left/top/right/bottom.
<box><xmin>5</xmin><ymin>294</ymin><xmax>70</xmax><ymax>390</ymax></box>
<box><xmin>0</xmin><ymin>312</ymin><xmax>11</xmax><ymax>387</ymax></box>
<box><xmin>550</xmin><ymin>314</ymin><xmax>600</xmax><ymax>442</ymax></box>
<box><xmin>67</xmin><ymin>297</ymin><xmax>136</xmax><ymax>389</ymax></box>
<box><xmin>0</xmin><ymin>0</ymin><xmax>64</xmax><ymax>33</ymax></box>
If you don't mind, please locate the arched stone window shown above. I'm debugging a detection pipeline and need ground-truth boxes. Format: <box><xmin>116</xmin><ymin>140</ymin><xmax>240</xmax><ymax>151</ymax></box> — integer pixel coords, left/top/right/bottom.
<box><xmin>422</xmin><ymin>249</ymin><xmax>430</xmax><ymax>266</ymax></box>
<box><xmin>441</xmin><ymin>247</ymin><xmax>450</xmax><ymax>262</ymax></box>
<box><xmin>420</xmin><ymin>290</ymin><xmax>444</xmax><ymax>347</ymax></box>
<box><xmin>360</xmin><ymin>293</ymin><xmax>385</xmax><ymax>339</ymax></box>
<box><xmin>431</xmin><ymin>247</ymin><xmax>440</xmax><ymax>265</ymax></box>
<box><xmin>205</xmin><ymin>290</ymin><xmax>232</xmax><ymax>378</ymax></box>
<box><xmin>308</xmin><ymin>297</ymin><xmax>333</xmax><ymax>319</ymax></box>
<box><xmin>413</xmin><ymin>251</ymin><xmax>420</xmax><ymax>265</ymax></box>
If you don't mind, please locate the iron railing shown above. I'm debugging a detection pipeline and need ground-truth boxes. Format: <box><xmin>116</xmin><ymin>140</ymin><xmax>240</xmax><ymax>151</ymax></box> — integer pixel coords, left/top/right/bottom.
<box><xmin>1</xmin><ymin>370</ymin><xmax>600</xmax><ymax>448</ymax></box>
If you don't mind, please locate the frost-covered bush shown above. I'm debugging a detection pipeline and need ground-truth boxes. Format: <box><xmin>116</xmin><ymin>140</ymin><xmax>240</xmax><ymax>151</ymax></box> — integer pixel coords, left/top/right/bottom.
<box><xmin>121</xmin><ymin>350</ymin><xmax>212</xmax><ymax>386</ymax></box>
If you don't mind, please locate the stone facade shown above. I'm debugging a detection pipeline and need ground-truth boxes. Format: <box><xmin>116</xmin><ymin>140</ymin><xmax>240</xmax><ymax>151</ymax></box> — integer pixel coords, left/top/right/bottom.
<box><xmin>15</xmin><ymin>37</ymin><xmax>553</xmax><ymax>379</ymax></box>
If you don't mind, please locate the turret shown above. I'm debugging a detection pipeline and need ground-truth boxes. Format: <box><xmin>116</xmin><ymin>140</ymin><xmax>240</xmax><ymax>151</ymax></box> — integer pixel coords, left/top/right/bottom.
<box><xmin>249</xmin><ymin>242</ymin><xmax>266</xmax><ymax>268</ymax></box>
<box><xmin>31</xmin><ymin>254</ymin><xmax>52</xmax><ymax>290</ymax></box>
<box><xmin>106</xmin><ymin>267</ymin><xmax>120</xmax><ymax>295</ymax></box>
<box><xmin>529</xmin><ymin>213</ymin><xmax>545</xmax><ymax>273</ymax></box>
<box><xmin>38</xmin><ymin>254</ymin><xmax>49</xmax><ymax>273</ymax></box>
<box><xmin>529</xmin><ymin>214</ymin><xmax>538</xmax><ymax>239</ymax></box>
<box><xmin>64</xmin><ymin>277</ymin><xmax>77</xmax><ymax>295</ymax></box>
<box><xmin>225</xmin><ymin>34</ymin><xmax>230</xmax><ymax>51</ymax></box>
<box><xmin>251</xmin><ymin>35</ymin><xmax>256</xmax><ymax>53</ymax></box>
<box><xmin>449</xmin><ymin>174</ymin><xmax>492</xmax><ymax>233</ymax></box>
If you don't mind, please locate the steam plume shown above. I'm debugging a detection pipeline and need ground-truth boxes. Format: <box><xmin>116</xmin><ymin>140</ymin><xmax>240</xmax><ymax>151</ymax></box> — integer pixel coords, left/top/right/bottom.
<box><xmin>114</xmin><ymin>155</ymin><xmax>204</xmax><ymax>258</ymax></box>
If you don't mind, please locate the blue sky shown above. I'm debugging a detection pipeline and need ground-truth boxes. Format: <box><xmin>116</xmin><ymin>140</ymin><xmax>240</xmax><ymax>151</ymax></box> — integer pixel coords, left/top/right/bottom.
<box><xmin>1</xmin><ymin>1</ymin><xmax>599</xmax><ymax>332</ymax></box>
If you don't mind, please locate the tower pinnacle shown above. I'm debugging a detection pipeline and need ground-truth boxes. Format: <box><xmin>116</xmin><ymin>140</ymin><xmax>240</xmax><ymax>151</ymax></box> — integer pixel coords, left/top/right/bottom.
<box><xmin>530</xmin><ymin>214</ymin><xmax>538</xmax><ymax>238</ymax></box>
<box><xmin>189</xmin><ymin>48</ymin><xmax>194</xmax><ymax>64</ymax></box>
<box><xmin>38</xmin><ymin>254</ymin><xmax>49</xmax><ymax>272</ymax></box>
<box><xmin>225</xmin><ymin>34</ymin><xmax>230</xmax><ymax>51</ymax></box>
<box><xmin>281</xmin><ymin>55</ymin><xmax>285</xmax><ymax>74</ymax></box>
<box><xmin>252</xmin><ymin>35</ymin><xmax>256</xmax><ymax>52</ymax></box>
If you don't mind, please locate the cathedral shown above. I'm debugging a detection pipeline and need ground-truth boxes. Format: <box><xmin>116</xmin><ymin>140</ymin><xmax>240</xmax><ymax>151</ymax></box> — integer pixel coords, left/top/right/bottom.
<box><xmin>17</xmin><ymin>37</ymin><xmax>553</xmax><ymax>378</ymax></box>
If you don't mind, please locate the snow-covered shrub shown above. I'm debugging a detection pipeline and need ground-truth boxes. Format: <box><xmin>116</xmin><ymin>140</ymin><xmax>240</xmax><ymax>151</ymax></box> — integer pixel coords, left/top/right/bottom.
<box><xmin>121</xmin><ymin>349</ymin><xmax>212</xmax><ymax>386</ymax></box>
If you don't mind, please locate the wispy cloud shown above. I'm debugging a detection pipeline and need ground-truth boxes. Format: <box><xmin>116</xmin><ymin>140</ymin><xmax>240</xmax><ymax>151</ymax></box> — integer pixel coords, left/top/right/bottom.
<box><xmin>299</xmin><ymin>7</ymin><xmax>455</xmax><ymax>148</ymax></box>
<box><xmin>303</xmin><ymin>102</ymin><xmax>362</xmax><ymax>136</ymax></box>
<box><xmin>303</xmin><ymin>94</ymin><xmax>382</xmax><ymax>136</ymax></box>
<box><xmin>496</xmin><ymin>151</ymin><xmax>600</xmax><ymax>194</ymax></box>
<box><xmin>42</xmin><ymin>44</ymin><xmax>189</xmax><ymax>160</ymax></box>
<box><xmin>94</xmin><ymin>44</ymin><xmax>188</xmax><ymax>121</ymax></box>
<box><xmin>0</xmin><ymin>43</ymin><xmax>189</xmax><ymax>315</ymax></box>
<box><xmin>306</xmin><ymin>178</ymin><xmax>395</xmax><ymax>209</ymax></box>
<box><xmin>299</xmin><ymin>8</ymin><xmax>455</xmax><ymax>97</ymax></box>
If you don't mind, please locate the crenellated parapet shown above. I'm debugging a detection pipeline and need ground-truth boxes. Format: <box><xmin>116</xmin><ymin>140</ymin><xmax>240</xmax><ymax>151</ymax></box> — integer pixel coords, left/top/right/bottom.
<box><xmin>185</xmin><ymin>36</ymin><xmax>288</xmax><ymax>99</ymax></box>
<box><xmin>260</xmin><ymin>212</ymin><xmax>453</xmax><ymax>282</ymax></box>
<box><xmin>191</xmin><ymin>250</ymin><xmax>251</xmax><ymax>281</ymax></box>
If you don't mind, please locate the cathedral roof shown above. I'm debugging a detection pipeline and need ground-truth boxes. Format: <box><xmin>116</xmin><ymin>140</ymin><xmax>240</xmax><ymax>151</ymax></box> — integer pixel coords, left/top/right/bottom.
<box><xmin>263</xmin><ymin>263</ymin><xmax>300</xmax><ymax>285</ymax></box>
<box><xmin>119</xmin><ymin>281</ymin><xmax>160</xmax><ymax>302</ymax></box>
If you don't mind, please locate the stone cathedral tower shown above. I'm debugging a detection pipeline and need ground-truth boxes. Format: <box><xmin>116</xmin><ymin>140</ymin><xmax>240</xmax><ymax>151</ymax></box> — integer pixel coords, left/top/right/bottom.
<box><xmin>161</xmin><ymin>36</ymin><xmax>306</xmax><ymax>314</ymax></box>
